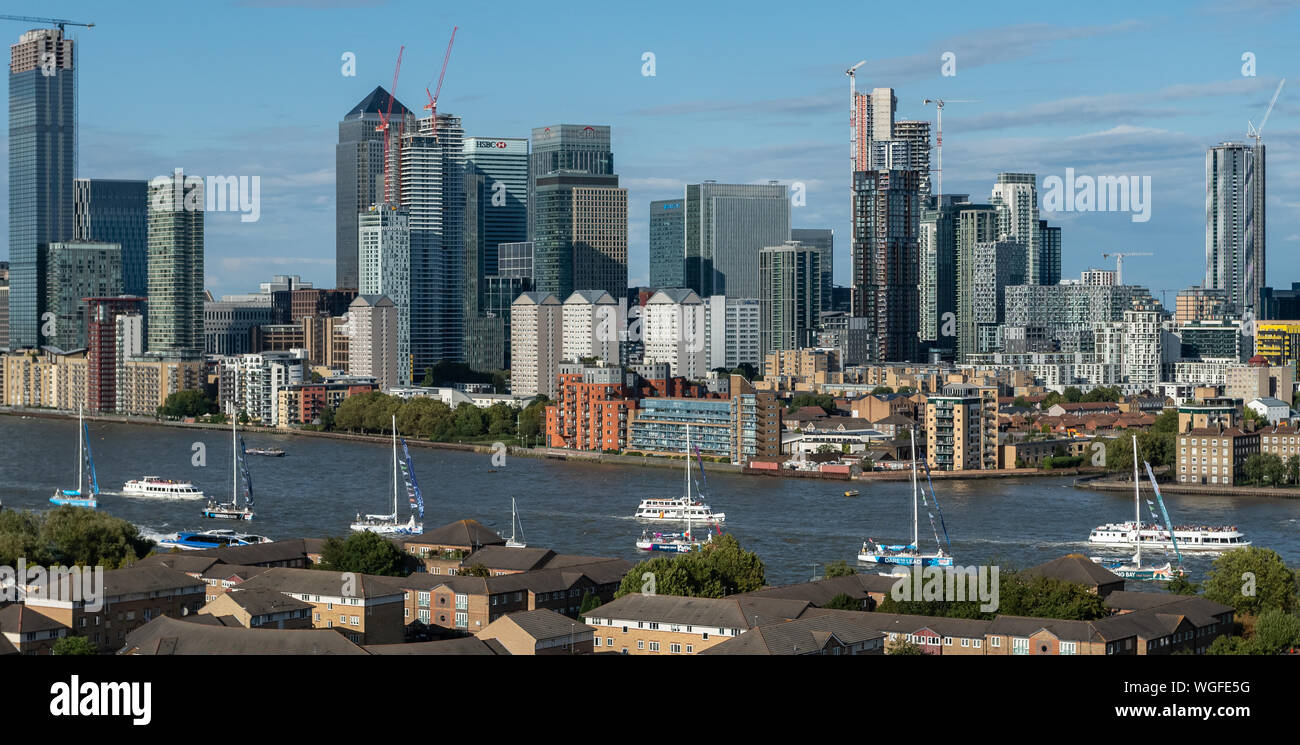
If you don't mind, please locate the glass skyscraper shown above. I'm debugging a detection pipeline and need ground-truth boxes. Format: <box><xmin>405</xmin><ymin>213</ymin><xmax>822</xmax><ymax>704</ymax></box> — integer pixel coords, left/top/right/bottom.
<box><xmin>336</xmin><ymin>86</ymin><xmax>412</xmax><ymax>290</ymax></box>
<box><xmin>9</xmin><ymin>28</ymin><xmax>76</xmax><ymax>349</ymax></box>
<box><xmin>649</xmin><ymin>199</ymin><xmax>685</xmax><ymax>288</ymax></box>
<box><xmin>684</xmin><ymin>182</ymin><xmax>790</xmax><ymax>299</ymax></box>
<box><xmin>147</xmin><ymin>171</ymin><xmax>205</xmax><ymax>354</ymax></box>
<box><xmin>528</xmin><ymin>124</ymin><xmax>613</xmax><ymax>240</ymax></box>
<box><xmin>75</xmin><ymin>178</ymin><xmax>148</xmax><ymax>297</ymax></box>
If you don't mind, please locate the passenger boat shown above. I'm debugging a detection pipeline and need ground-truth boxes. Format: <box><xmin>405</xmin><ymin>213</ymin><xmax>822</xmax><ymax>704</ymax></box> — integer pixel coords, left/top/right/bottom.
<box><xmin>858</xmin><ymin>428</ymin><xmax>954</xmax><ymax>568</ymax></box>
<box><xmin>123</xmin><ymin>476</ymin><xmax>205</xmax><ymax>500</ymax></box>
<box><xmin>1091</xmin><ymin>437</ymin><xmax>1186</xmax><ymax>580</ymax></box>
<box><xmin>1087</xmin><ymin>443</ymin><xmax>1249</xmax><ymax>552</ymax></box>
<box><xmin>636</xmin><ymin>424</ymin><xmax>717</xmax><ymax>552</ymax></box>
<box><xmin>633</xmin><ymin>497</ymin><xmax>726</xmax><ymax>523</ymax></box>
<box><xmin>50</xmin><ymin>406</ymin><xmax>100</xmax><ymax>508</ymax></box>
<box><xmin>245</xmin><ymin>447</ymin><xmax>285</xmax><ymax>457</ymax></box>
<box><xmin>351</xmin><ymin>415</ymin><xmax>425</xmax><ymax>535</ymax></box>
<box><xmin>158</xmin><ymin>529</ymin><xmax>272</xmax><ymax>550</ymax></box>
<box><xmin>202</xmin><ymin>418</ymin><xmax>255</xmax><ymax>520</ymax></box>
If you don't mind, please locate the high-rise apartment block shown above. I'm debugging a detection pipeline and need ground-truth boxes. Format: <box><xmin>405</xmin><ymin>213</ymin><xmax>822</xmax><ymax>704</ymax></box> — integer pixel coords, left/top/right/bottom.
<box><xmin>562</xmin><ymin>289</ymin><xmax>621</xmax><ymax>366</ymax></box>
<box><xmin>347</xmin><ymin>294</ymin><xmax>399</xmax><ymax>392</ymax></box>
<box><xmin>853</xmin><ymin>170</ymin><xmax>921</xmax><ymax>363</ymax></box>
<box><xmin>9</xmin><ymin>28</ymin><xmax>76</xmax><ymax>349</ymax></box>
<box><xmin>1206</xmin><ymin>142</ymin><xmax>1265</xmax><ymax>314</ymax></box>
<box><xmin>642</xmin><ymin>288</ymin><xmax>707</xmax><ymax>381</ymax></box>
<box><xmin>511</xmin><ymin>291</ymin><xmax>564</xmax><ymax>398</ymax></box>
<box><xmin>44</xmin><ymin>241</ymin><xmax>123</xmax><ymax>351</ymax></box>
<box><xmin>758</xmin><ymin>240</ymin><xmax>826</xmax><ymax>355</ymax></box>
<box><xmin>990</xmin><ymin>173</ymin><xmax>1040</xmax><ymax>285</ymax></box>
<box><xmin>146</xmin><ymin>171</ymin><xmax>204</xmax><ymax>354</ymax></box>
<box><xmin>74</xmin><ymin>179</ymin><xmax>149</xmax><ymax>297</ymax></box>
<box><xmin>358</xmin><ymin>204</ymin><xmax>411</xmax><ymax>385</ymax></box>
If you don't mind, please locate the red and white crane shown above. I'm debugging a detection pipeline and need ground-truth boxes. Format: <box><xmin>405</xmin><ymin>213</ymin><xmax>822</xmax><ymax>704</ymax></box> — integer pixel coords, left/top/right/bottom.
<box><xmin>424</xmin><ymin>26</ymin><xmax>458</xmax><ymax>141</ymax></box>
<box><xmin>377</xmin><ymin>45</ymin><xmax>405</xmax><ymax>204</ymax></box>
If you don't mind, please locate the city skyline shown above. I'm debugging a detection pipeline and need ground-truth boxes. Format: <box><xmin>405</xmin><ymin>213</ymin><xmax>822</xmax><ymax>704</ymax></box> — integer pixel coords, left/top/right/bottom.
<box><xmin>0</xmin><ymin>1</ymin><xmax>1294</xmax><ymax>302</ymax></box>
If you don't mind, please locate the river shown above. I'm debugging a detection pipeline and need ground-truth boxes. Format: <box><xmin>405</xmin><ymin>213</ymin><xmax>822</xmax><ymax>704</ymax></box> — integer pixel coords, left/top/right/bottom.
<box><xmin>2</xmin><ymin>415</ymin><xmax>1298</xmax><ymax>585</ymax></box>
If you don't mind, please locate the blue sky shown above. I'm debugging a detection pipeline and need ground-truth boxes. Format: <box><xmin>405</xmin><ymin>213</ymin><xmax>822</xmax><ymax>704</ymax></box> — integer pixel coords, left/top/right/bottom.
<box><xmin>3</xmin><ymin>0</ymin><xmax>1298</xmax><ymax>303</ymax></box>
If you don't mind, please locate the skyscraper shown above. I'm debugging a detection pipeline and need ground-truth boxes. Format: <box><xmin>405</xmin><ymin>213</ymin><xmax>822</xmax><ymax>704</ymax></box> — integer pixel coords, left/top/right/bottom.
<box><xmin>336</xmin><ymin>86</ymin><xmax>412</xmax><ymax>290</ymax></box>
<box><xmin>790</xmin><ymin>228</ymin><xmax>834</xmax><ymax>315</ymax></box>
<box><xmin>396</xmin><ymin>113</ymin><xmax>465</xmax><ymax>370</ymax></box>
<box><xmin>891</xmin><ymin>120</ymin><xmax>932</xmax><ymax>200</ymax></box>
<box><xmin>990</xmin><ymin>173</ymin><xmax>1040</xmax><ymax>284</ymax></box>
<box><xmin>358</xmin><ymin>204</ymin><xmax>411</xmax><ymax>386</ymax></box>
<box><xmin>852</xmin><ymin>170</ymin><xmax>921</xmax><ymax>363</ymax></box>
<box><xmin>684</xmin><ymin>182</ymin><xmax>790</xmax><ymax>298</ymax></box>
<box><xmin>532</xmin><ymin>173</ymin><xmax>628</xmax><ymax>301</ymax></box>
<box><xmin>1037</xmin><ymin>219</ymin><xmax>1062</xmax><ymax>286</ymax></box>
<box><xmin>146</xmin><ymin>171</ymin><xmax>204</xmax><ymax>354</ymax></box>
<box><xmin>759</xmin><ymin>240</ymin><xmax>826</xmax><ymax>355</ymax></box>
<box><xmin>44</xmin><ymin>241</ymin><xmax>122</xmax><ymax>351</ymax></box>
<box><xmin>649</xmin><ymin>199</ymin><xmax>685</xmax><ymax>288</ymax></box>
<box><xmin>953</xmin><ymin>204</ymin><xmax>998</xmax><ymax>362</ymax></box>
<box><xmin>1206</xmin><ymin>142</ymin><xmax>1265</xmax><ymax>314</ymax></box>
<box><xmin>529</xmin><ymin>124</ymin><xmax>614</xmax><ymax>240</ymax></box>
<box><xmin>917</xmin><ymin>195</ymin><xmax>968</xmax><ymax>356</ymax></box>
<box><xmin>74</xmin><ymin>179</ymin><xmax>149</xmax><ymax>297</ymax></box>
<box><xmin>9</xmin><ymin>27</ymin><xmax>76</xmax><ymax>349</ymax></box>
<box><xmin>347</xmin><ymin>294</ymin><xmax>399</xmax><ymax>392</ymax></box>
<box><xmin>462</xmin><ymin>137</ymin><xmax>527</xmax><ymax>373</ymax></box>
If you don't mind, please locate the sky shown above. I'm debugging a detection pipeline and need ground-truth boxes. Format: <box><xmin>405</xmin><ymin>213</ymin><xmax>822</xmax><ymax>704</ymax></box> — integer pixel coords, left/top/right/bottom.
<box><xmin>3</xmin><ymin>0</ymin><xmax>1298</xmax><ymax>304</ymax></box>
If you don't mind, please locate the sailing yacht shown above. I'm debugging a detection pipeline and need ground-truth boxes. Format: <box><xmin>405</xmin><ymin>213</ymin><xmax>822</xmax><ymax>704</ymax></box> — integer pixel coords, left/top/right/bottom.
<box><xmin>858</xmin><ymin>428</ymin><xmax>953</xmax><ymax>568</ymax></box>
<box><xmin>350</xmin><ymin>415</ymin><xmax>424</xmax><ymax>535</ymax></box>
<box><xmin>1091</xmin><ymin>438</ymin><xmax>1186</xmax><ymax>580</ymax></box>
<box><xmin>201</xmin><ymin>418</ymin><xmax>255</xmax><ymax>520</ymax></box>
<box><xmin>506</xmin><ymin>498</ymin><xmax>526</xmax><ymax>548</ymax></box>
<box><xmin>50</xmin><ymin>406</ymin><xmax>100</xmax><ymax>508</ymax></box>
<box><xmin>636</xmin><ymin>424</ymin><xmax>717</xmax><ymax>553</ymax></box>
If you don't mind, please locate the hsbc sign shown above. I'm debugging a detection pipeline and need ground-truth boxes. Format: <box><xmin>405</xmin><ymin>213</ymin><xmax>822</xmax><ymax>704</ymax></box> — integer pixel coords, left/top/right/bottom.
<box><xmin>476</xmin><ymin>140</ymin><xmax>508</xmax><ymax>148</ymax></box>
<box><xmin>469</xmin><ymin>138</ymin><xmax>525</xmax><ymax>154</ymax></box>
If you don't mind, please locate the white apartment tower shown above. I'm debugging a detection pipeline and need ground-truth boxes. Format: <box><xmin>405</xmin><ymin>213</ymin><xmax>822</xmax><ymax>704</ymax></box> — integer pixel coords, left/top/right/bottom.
<box><xmin>562</xmin><ymin>289</ymin><xmax>621</xmax><ymax>366</ymax></box>
<box><xmin>990</xmin><ymin>173</ymin><xmax>1040</xmax><ymax>284</ymax></box>
<box><xmin>348</xmin><ymin>295</ymin><xmax>399</xmax><ymax>392</ymax></box>
<box><xmin>510</xmin><ymin>291</ymin><xmax>563</xmax><ymax>398</ymax></box>
<box><xmin>358</xmin><ymin>205</ymin><xmax>411</xmax><ymax>386</ymax></box>
<box><xmin>704</xmin><ymin>295</ymin><xmax>761</xmax><ymax>370</ymax></box>
<box><xmin>642</xmin><ymin>288</ymin><xmax>707</xmax><ymax>380</ymax></box>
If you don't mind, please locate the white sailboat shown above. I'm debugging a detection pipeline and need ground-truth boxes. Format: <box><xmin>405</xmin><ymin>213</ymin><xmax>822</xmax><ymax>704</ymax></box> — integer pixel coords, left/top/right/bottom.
<box><xmin>351</xmin><ymin>415</ymin><xmax>424</xmax><ymax>535</ymax></box>
<box><xmin>506</xmin><ymin>498</ymin><xmax>526</xmax><ymax>548</ymax></box>
<box><xmin>1091</xmin><ymin>437</ymin><xmax>1186</xmax><ymax>581</ymax></box>
<box><xmin>50</xmin><ymin>405</ymin><xmax>100</xmax><ymax>508</ymax></box>
<box><xmin>202</xmin><ymin>418</ymin><xmax>255</xmax><ymax>520</ymax></box>
<box><xmin>858</xmin><ymin>427</ymin><xmax>953</xmax><ymax>568</ymax></box>
<box><xmin>636</xmin><ymin>424</ymin><xmax>718</xmax><ymax>553</ymax></box>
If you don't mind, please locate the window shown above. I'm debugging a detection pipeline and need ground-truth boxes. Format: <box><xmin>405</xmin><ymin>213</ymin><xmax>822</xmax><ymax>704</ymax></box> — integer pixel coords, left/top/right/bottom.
<box><xmin>637</xmin><ymin>640</ymin><xmax>644</xmax><ymax>650</ymax></box>
<box><xmin>973</xmin><ymin>639</ymin><xmax>981</xmax><ymax>648</ymax></box>
<box><xmin>686</xmin><ymin>645</ymin><xmax>693</xmax><ymax>653</ymax></box>
<box><xmin>990</xmin><ymin>637</ymin><xmax>999</xmax><ymax>648</ymax></box>
<box><xmin>455</xmin><ymin>612</ymin><xmax>467</xmax><ymax>629</ymax></box>
<box><xmin>670</xmin><ymin>643</ymin><xmax>681</xmax><ymax>654</ymax></box>
<box><xmin>1012</xmin><ymin>638</ymin><xmax>1029</xmax><ymax>655</ymax></box>
<box><xmin>1060</xmin><ymin>641</ymin><xmax>1076</xmax><ymax>655</ymax></box>
<box><xmin>649</xmin><ymin>642</ymin><xmax>660</xmax><ymax>652</ymax></box>
<box><xmin>595</xmin><ymin>637</ymin><xmax>602</xmax><ymax>647</ymax></box>
<box><xmin>607</xmin><ymin>637</ymin><xmax>613</xmax><ymax>647</ymax></box>
<box><xmin>960</xmin><ymin>638</ymin><xmax>969</xmax><ymax>647</ymax></box>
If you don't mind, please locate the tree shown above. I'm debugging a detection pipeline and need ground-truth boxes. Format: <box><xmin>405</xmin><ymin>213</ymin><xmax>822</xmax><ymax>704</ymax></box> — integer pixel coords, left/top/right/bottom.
<box><xmin>870</xmin><ymin>386</ymin><xmax>894</xmax><ymax>395</ymax></box>
<box><xmin>888</xmin><ymin>640</ymin><xmax>923</xmax><ymax>655</ymax></box>
<box><xmin>578</xmin><ymin>591</ymin><xmax>603</xmax><ymax>615</ymax></box>
<box><xmin>823</xmin><ymin>559</ymin><xmax>857</xmax><ymax>578</ymax></box>
<box><xmin>317</xmin><ymin>407</ymin><xmax>336</xmax><ymax>432</ymax></box>
<box><xmin>729</xmin><ymin>363</ymin><xmax>758</xmax><ymax>381</ymax></box>
<box><xmin>816</xmin><ymin>444</ymin><xmax>836</xmax><ymax>454</ymax></box>
<box><xmin>1250</xmin><ymin>608</ymin><xmax>1300</xmax><ymax>654</ymax></box>
<box><xmin>1012</xmin><ymin>396</ymin><xmax>1030</xmax><ymax>408</ymax></box>
<box><xmin>1166</xmin><ymin>575</ymin><xmax>1201</xmax><ymax>596</ymax></box>
<box><xmin>316</xmin><ymin>532</ymin><xmax>408</xmax><ymax>576</ymax></box>
<box><xmin>614</xmin><ymin>534</ymin><xmax>765</xmax><ymax>599</ymax></box>
<box><xmin>788</xmin><ymin>393</ymin><xmax>836</xmax><ymax>414</ymax></box>
<box><xmin>1241</xmin><ymin>406</ymin><xmax>1269</xmax><ymax>428</ymax></box>
<box><xmin>461</xmin><ymin>563</ymin><xmax>491</xmax><ymax>578</ymax></box>
<box><xmin>1063</xmin><ymin>386</ymin><xmax>1083</xmax><ymax>403</ymax></box>
<box><xmin>517</xmin><ymin>399</ymin><xmax>547</xmax><ymax>442</ymax></box>
<box><xmin>52</xmin><ymin>636</ymin><xmax>96</xmax><ymax>655</ymax></box>
<box><xmin>996</xmin><ymin>573</ymin><xmax>1108</xmax><ymax>620</ymax></box>
<box><xmin>822</xmin><ymin>593</ymin><xmax>862</xmax><ymax>611</ymax></box>
<box><xmin>1203</xmin><ymin>547</ymin><xmax>1299</xmax><ymax>616</ymax></box>
<box><xmin>5</xmin><ymin>506</ymin><xmax>154</xmax><ymax>568</ymax></box>
<box><xmin>453</xmin><ymin>402</ymin><xmax>485</xmax><ymax>438</ymax></box>
<box><xmin>158</xmin><ymin>389</ymin><xmax>218</xmax><ymax>418</ymax></box>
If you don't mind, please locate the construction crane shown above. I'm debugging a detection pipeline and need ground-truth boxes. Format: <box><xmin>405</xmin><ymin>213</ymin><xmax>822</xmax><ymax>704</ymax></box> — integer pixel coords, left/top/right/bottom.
<box><xmin>845</xmin><ymin>60</ymin><xmax>865</xmax><ymax>174</ymax></box>
<box><xmin>376</xmin><ymin>45</ymin><xmax>405</xmax><ymax>205</ymax></box>
<box><xmin>1101</xmin><ymin>252</ymin><xmax>1152</xmax><ymax>285</ymax></box>
<box><xmin>1247</xmin><ymin>78</ymin><xmax>1286</xmax><ymax>149</ymax></box>
<box><xmin>424</xmin><ymin>26</ymin><xmax>458</xmax><ymax>141</ymax></box>
<box><xmin>920</xmin><ymin>98</ymin><xmax>977</xmax><ymax>200</ymax></box>
<box><xmin>0</xmin><ymin>15</ymin><xmax>94</xmax><ymax>32</ymax></box>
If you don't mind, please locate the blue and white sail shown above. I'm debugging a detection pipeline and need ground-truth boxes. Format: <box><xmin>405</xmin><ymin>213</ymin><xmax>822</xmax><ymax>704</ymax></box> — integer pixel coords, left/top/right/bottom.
<box><xmin>238</xmin><ymin>436</ymin><xmax>255</xmax><ymax>508</ymax></box>
<box><xmin>400</xmin><ymin>438</ymin><xmax>424</xmax><ymax>520</ymax></box>
<box><xmin>83</xmin><ymin>421</ymin><xmax>101</xmax><ymax>496</ymax></box>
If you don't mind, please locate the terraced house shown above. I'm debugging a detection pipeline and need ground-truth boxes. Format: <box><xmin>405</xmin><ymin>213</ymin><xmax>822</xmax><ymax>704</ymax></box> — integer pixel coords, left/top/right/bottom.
<box><xmin>582</xmin><ymin>594</ymin><xmax>816</xmax><ymax>655</ymax></box>
<box><xmin>230</xmin><ymin>568</ymin><xmax>405</xmax><ymax>645</ymax></box>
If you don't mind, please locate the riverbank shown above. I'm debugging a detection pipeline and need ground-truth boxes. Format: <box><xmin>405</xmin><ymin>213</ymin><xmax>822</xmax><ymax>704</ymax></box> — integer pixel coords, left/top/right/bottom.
<box><xmin>1077</xmin><ymin>473</ymin><xmax>1300</xmax><ymax>499</ymax></box>
<box><xmin>0</xmin><ymin>406</ymin><xmax>1146</xmax><ymax>485</ymax></box>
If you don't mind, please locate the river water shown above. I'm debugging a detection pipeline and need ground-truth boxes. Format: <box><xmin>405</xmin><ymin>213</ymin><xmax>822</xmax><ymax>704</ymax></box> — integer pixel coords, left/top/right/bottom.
<box><xmin>2</xmin><ymin>415</ymin><xmax>1298</xmax><ymax>585</ymax></box>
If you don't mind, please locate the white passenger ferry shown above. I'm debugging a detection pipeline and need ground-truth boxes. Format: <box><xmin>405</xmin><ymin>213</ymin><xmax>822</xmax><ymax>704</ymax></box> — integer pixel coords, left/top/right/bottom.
<box><xmin>123</xmin><ymin>476</ymin><xmax>206</xmax><ymax>500</ymax></box>
<box><xmin>1088</xmin><ymin>522</ymin><xmax>1249</xmax><ymax>552</ymax></box>
<box><xmin>633</xmin><ymin>497</ymin><xmax>726</xmax><ymax>523</ymax></box>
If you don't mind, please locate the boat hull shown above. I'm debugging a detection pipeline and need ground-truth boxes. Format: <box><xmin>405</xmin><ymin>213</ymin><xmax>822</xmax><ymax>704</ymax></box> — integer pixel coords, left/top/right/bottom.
<box><xmin>634</xmin><ymin>512</ymin><xmax>725</xmax><ymax>524</ymax></box>
<box><xmin>202</xmin><ymin>507</ymin><xmax>254</xmax><ymax>520</ymax></box>
<box><xmin>857</xmin><ymin>552</ymin><xmax>954</xmax><ymax>567</ymax></box>
<box><xmin>350</xmin><ymin>522</ymin><xmax>423</xmax><ymax>535</ymax></box>
<box><xmin>50</xmin><ymin>493</ymin><xmax>97</xmax><ymax>508</ymax></box>
<box><xmin>1087</xmin><ymin>534</ymin><xmax>1248</xmax><ymax>552</ymax></box>
<box><xmin>636</xmin><ymin>540</ymin><xmax>699</xmax><ymax>553</ymax></box>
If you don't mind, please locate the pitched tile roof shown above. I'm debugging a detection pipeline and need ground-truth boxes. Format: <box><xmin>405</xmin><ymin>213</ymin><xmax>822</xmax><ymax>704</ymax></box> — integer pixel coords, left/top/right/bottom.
<box><xmin>231</xmin><ymin>568</ymin><xmax>404</xmax><ymax>599</ymax></box>
<box><xmin>699</xmin><ymin>613</ymin><xmax>885</xmax><ymax>655</ymax></box>
<box><xmin>365</xmin><ymin>637</ymin><xmax>509</xmax><ymax>655</ymax></box>
<box><xmin>1020</xmin><ymin>554</ymin><xmax>1124</xmax><ymax>588</ymax></box>
<box><xmin>582</xmin><ymin>594</ymin><xmax>813</xmax><ymax>629</ymax></box>
<box><xmin>124</xmin><ymin>615</ymin><xmax>368</xmax><ymax>655</ymax></box>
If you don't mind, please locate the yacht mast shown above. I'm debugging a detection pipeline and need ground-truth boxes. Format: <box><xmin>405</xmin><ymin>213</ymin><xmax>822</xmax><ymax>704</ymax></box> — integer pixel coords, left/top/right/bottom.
<box><xmin>392</xmin><ymin>414</ymin><xmax>399</xmax><ymax>518</ymax></box>
<box><xmin>686</xmin><ymin>424</ymin><xmax>692</xmax><ymax>539</ymax></box>
<box><xmin>231</xmin><ymin>417</ymin><xmax>238</xmax><ymax>506</ymax></box>
<box><xmin>910</xmin><ymin>427</ymin><xmax>919</xmax><ymax>548</ymax></box>
<box><xmin>1132</xmin><ymin>434</ymin><xmax>1141</xmax><ymax>568</ymax></box>
<box><xmin>77</xmin><ymin>405</ymin><xmax>84</xmax><ymax>494</ymax></box>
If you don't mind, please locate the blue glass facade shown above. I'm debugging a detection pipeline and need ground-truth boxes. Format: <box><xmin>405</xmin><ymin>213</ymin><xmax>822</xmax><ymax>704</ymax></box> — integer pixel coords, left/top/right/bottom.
<box><xmin>648</xmin><ymin>199</ymin><xmax>684</xmax><ymax>288</ymax></box>
<box><xmin>9</xmin><ymin>31</ymin><xmax>76</xmax><ymax>349</ymax></box>
<box><xmin>75</xmin><ymin>179</ymin><xmax>148</xmax><ymax>296</ymax></box>
<box><xmin>628</xmin><ymin>398</ymin><xmax>732</xmax><ymax>457</ymax></box>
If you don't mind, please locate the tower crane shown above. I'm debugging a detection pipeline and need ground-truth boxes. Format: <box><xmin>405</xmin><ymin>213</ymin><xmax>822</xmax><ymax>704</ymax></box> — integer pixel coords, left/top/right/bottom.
<box><xmin>0</xmin><ymin>15</ymin><xmax>93</xmax><ymax>32</ymax></box>
<box><xmin>1101</xmin><ymin>252</ymin><xmax>1152</xmax><ymax>286</ymax></box>
<box><xmin>376</xmin><ymin>45</ymin><xmax>405</xmax><ymax>205</ymax></box>
<box><xmin>1247</xmin><ymin>78</ymin><xmax>1285</xmax><ymax>148</ymax></box>
<box><xmin>424</xmin><ymin>26</ymin><xmax>458</xmax><ymax>141</ymax></box>
<box><xmin>920</xmin><ymin>98</ymin><xmax>977</xmax><ymax>200</ymax></box>
<box><xmin>846</xmin><ymin>60</ymin><xmax>865</xmax><ymax>174</ymax></box>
